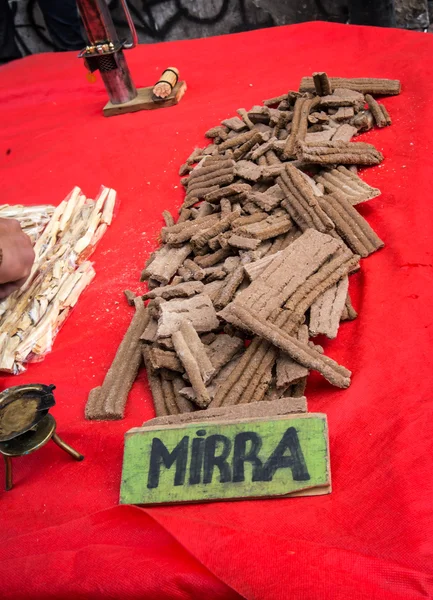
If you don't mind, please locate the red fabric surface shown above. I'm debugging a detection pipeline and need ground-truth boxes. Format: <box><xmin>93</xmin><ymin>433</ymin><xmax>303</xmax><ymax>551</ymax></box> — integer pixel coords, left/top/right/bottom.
<box><xmin>1</xmin><ymin>21</ymin><xmax>433</xmax><ymax>600</ymax></box>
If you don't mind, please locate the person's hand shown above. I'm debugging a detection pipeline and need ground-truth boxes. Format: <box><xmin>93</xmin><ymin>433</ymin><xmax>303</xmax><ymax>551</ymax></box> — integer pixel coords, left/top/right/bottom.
<box><xmin>0</xmin><ymin>218</ymin><xmax>35</xmax><ymax>300</ymax></box>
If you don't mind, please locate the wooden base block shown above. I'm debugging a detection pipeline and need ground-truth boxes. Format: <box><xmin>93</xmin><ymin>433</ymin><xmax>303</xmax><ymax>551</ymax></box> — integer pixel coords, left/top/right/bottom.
<box><xmin>103</xmin><ymin>81</ymin><xmax>187</xmax><ymax>117</ymax></box>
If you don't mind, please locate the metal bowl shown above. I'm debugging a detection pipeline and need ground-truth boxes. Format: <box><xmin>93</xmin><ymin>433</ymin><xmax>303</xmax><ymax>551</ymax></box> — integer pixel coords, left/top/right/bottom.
<box><xmin>0</xmin><ymin>384</ymin><xmax>56</xmax><ymax>442</ymax></box>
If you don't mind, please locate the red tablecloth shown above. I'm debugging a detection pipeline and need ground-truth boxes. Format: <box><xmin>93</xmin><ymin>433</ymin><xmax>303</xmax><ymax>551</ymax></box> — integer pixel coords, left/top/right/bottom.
<box><xmin>1</xmin><ymin>21</ymin><xmax>433</xmax><ymax>600</ymax></box>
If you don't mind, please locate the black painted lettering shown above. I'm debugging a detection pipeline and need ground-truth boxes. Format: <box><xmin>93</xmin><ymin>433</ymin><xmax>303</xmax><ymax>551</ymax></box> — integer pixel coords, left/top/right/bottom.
<box><xmin>203</xmin><ymin>434</ymin><xmax>232</xmax><ymax>484</ymax></box>
<box><xmin>189</xmin><ymin>433</ymin><xmax>206</xmax><ymax>485</ymax></box>
<box><xmin>258</xmin><ymin>427</ymin><xmax>310</xmax><ymax>482</ymax></box>
<box><xmin>232</xmin><ymin>431</ymin><xmax>263</xmax><ymax>482</ymax></box>
<box><xmin>147</xmin><ymin>436</ymin><xmax>189</xmax><ymax>489</ymax></box>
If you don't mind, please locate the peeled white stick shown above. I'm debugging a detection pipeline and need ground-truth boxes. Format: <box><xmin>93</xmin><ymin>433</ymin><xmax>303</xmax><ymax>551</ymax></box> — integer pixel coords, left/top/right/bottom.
<box><xmin>74</xmin><ymin>188</ymin><xmax>108</xmax><ymax>255</ymax></box>
<box><xmin>32</xmin><ymin>328</ymin><xmax>54</xmax><ymax>357</ymax></box>
<box><xmin>90</xmin><ymin>223</ymin><xmax>108</xmax><ymax>246</ymax></box>
<box><xmin>37</xmin><ymin>296</ymin><xmax>49</xmax><ymax>319</ymax></box>
<box><xmin>15</xmin><ymin>311</ymin><xmax>32</xmax><ymax>332</ymax></box>
<box><xmin>94</xmin><ymin>186</ymin><xmax>109</xmax><ymax>212</ymax></box>
<box><xmin>101</xmin><ymin>189</ymin><xmax>116</xmax><ymax>225</ymax></box>
<box><xmin>73</xmin><ymin>200</ymin><xmax>103</xmax><ymax>256</ymax></box>
<box><xmin>74</xmin><ymin>188</ymin><xmax>115</xmax><ymax>256</ymax></box>
<box><xmin>0</xmin><ymin>204</ymin><xmax>54</xmax><ymax>217</ymax></box>
<box><xmin>76</xmin><ymin>193</ymin><xmax>87</xmax><ymax>214</ymax></box>
<box><xmin>33</xmin><ymin>199</ymin><xmax>67</xmax><ymax>257</ymax></box>
<box><xmin>74</xmin><ymin>230</ymin><xmax>94</xmax><ymax>257</ymax></box>
<box><xmin>0</xmin><ymin>333</ymin><xmax>9</xmax><ymax>363</ymax></box>
<box><xmin>14</xmin><ymin>300</ymin><xmax>60</xmax><ymax>362</ymax></box>
<box><xmin>53</xmin><ymin>259</ymin><xmax>65</xmax><ymax>280</ymax></box>
<box><xmin>59</xmin><ymin>186</ymin><xmax>81</xmax><ymax>232</ymax></box>
<box><xmin>0</xmin><ymin>337</ymin><xmax>20</xmax><ymax>373</ymax></box>
<box><xmin>63</xmin><ymin>262</ymin><xmax>96</xmax><ymax>307</ymax></box>
<box><xmin>57</xmin><ymin>270</ymin><xmax>82</xmax><ymax>305</ymax></box>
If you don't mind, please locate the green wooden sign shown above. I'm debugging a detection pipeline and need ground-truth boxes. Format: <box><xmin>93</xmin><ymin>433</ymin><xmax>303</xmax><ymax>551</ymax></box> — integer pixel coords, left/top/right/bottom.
<box><xmin>120</xmin><ymin>413</ymin><xmax>330</xmax><ymax>505</ymax></box>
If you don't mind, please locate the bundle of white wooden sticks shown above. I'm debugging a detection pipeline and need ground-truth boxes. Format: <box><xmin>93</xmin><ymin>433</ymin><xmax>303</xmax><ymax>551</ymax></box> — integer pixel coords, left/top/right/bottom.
<box><xmin>0</xmin><ymin>185</ymin><xmax>116</xmax><ymax>374</ymax></box>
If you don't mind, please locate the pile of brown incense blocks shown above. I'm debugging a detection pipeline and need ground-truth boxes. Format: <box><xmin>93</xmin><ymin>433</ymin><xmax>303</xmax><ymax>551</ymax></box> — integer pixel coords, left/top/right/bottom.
<box><xmin>85</xmin><ymin>73</ymin><xmax>400</xmax><ymax>422</ymax></box>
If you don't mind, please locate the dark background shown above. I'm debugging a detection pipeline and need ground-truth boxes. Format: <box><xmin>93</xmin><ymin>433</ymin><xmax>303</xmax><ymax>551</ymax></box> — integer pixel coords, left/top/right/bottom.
<box><xmin>7</xmin><ymin>0</ymin><xmax>433</xmax><ymax>56</ymax></box>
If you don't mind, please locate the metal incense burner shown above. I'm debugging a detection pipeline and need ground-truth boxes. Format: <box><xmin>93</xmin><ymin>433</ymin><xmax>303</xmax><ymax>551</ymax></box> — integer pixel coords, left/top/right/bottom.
<box><xmin>0</xmin><ymin>384</ymin><xmax>83</xmax><ymax>491</ymax></box>
<box><xmin>77</xmin><ymin>0</ymin><xmax>137</xmax><ymax>105</ymax></box>
<box><xmin>77</xmin><ymin>0</ymin><xmax>186</xmax><ymax>117</ymax></box>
